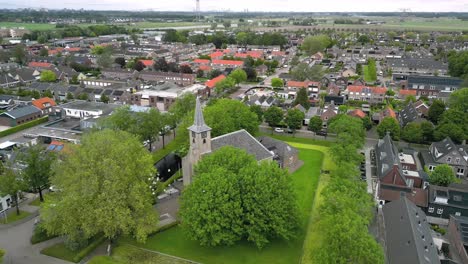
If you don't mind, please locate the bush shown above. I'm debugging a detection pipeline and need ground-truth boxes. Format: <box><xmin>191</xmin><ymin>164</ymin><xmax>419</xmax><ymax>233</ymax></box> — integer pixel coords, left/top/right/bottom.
<box><xmin>31</xmin><ymin>224</ymin><xmax>58</xmax><ymax>244</ymax></box>
<box><xmin>65</xmin><ymin>235</ymin><xmax>89</xmax><ymax>252</ymax></box>
<box><xmin>72</xmin><ymin>236</ymin><xmax>107</xmax><ymax>263</ymax></box>
<box><xmin>0</xmin><ymin>248</ymin><xmax>5</xmax><ymax>263</ymax></box>
<box><xmin>0</xmin><ymin>116</ymin><xmax>48</xmax><ymax>137</ymax></box>
<box><xmin>431</xmin><ymin>224</ymin><xmax>446</xmax><ymax>235</ymax></box>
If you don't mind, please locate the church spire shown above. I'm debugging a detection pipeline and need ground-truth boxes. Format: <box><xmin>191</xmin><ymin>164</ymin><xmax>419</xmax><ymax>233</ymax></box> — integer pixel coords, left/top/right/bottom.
<box><xmin>188</xmin><ymin>97</ymin><xmax>211</xmax><ymax>133</ymax></box>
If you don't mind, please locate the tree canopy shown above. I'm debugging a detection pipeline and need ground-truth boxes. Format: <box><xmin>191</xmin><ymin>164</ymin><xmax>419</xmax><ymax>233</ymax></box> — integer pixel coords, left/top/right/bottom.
<box><xmin>301</xmin><ymin>35</ymin><xmax>331</xmax><ymax>55</ymax></box>
<box><xmin>377</xmin><ymin>117</ymin><xmax>400</xmax><ymax>141</ymax></box>
<box><xmin>180</xmin><ymin>146</ymin><xmax>299</xmax><ymax>248</ymax></box>
<box><xmin>428</xmin><ymin>100</ymin><xmax>446</xmax><ymax>124</ymax></box>
<box><xmin>449</xmin><ymin>88</ymin><xmax>468</xmax><ymax>113</ymax></box>
<box><xmin>291</xmin><ymin>64</ymin><xmax>323</xmax><ymax>82</ymax></box>
<box><xmin>285</xmin><ymin>108</ymin><xmax>305</xmax><ymax>131</ymax></box>
<box><xmin>293</xmin><ymin>88</ymin><xmax>310</xmax><ymax>109</ymax></box>
<box><xmin>264</xmin><ymin>106</ymin><xmax>284</xmax><ymax>128</ymax></box>
<box><xmin>41</xmin><ymin>130</ymin><xmax>159</xmax><ymax>245</ymax></box>
<box><xmin>308</xmin><ymin>116</ymin><xmax>323</xmax><ymax>133</ymax></box>
<box><xmin>271</xmin><ymin>78</ymin><xmax>284</xmax><ymax>88</ymax></box>
<box><xmin>40</xmin><ymin>70</ymin><xmax>57</xmax><ymax>82</ymax></box>
<box><xmin>429</xmin><ymin>164</ymin><xmax>458</xmax><ymax>187</ymax></box>
<box><xmin>204</xmin><ymin>99</ymin><xmax>259</xmax><ymax>137</ymax></box>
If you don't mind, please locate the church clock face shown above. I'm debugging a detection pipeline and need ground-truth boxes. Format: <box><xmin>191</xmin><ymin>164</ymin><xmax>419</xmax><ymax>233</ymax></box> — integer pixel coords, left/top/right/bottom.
<box><xmin>201</xmin><ymin>132</ymin><xmax>207</xmax><ymax>138</ymax></box>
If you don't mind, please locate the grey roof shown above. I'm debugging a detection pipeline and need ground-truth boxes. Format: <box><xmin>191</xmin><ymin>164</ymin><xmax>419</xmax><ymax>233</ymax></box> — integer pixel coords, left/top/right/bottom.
<box><xmin>428</xmin><ymin>183</ymin><xmax>468</xmax><ymax>210</ymax></box>
<box><xmin>257</xmin><ymin>136</ymin><xmax>298</xmax><ymax>163</ymax></box>
<box><xmin>407</xmin><ymin>75</ymin><xmax>462</xmax><ymax>87</ymax></box>
<box><xmin>383</xmin><ymin>197</ymin><xmax>440</xmax><ymax>264</ymax></box>
<box><xmin>59</xmin><ymin>101</ymin><xmax>120</xmax><ymax>116</ymax></box>
<box><xmin>375</xmin><ymin>133</ymin><xmax>405</xmax><ymax>181</ymax></box>
<box><xmin>188</xmin><ymin>97</ymin><xmax>211</xmax><ymax>133</ymax></box>
<box><xmin>430</xmin><ymin>137</ymin><xmax>463</xmax><ymax>162</ymax></box>
<box><xmin>211</xmin><ymin>130</ymin><xmax>273</xmax><ymax>161</ymax></box>
<box><xmin>399</xmin><ymin>102</ymin><xmax>419</xmax><ymax>127</ymax></box>
<box><xmin>387</xmin><ymin>57</ymin><xmax>447</xmax><ymax>71</ymax></box>
<box><xmin>450</xmin><ymin>215</ymin><xmax>468</xmax><ymax>246</ymax></box>
<box><xmin>2</xmin><ymin>105</ymin><xmax>41</xmax><ymax>119</ymax></box>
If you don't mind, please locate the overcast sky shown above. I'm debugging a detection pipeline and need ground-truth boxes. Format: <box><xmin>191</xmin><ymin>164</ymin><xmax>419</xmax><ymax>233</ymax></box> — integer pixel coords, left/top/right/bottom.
<box><xmin>2</xmin><ymin>0</ymin><xmax>468</xmax><ymax>12</ymax></box>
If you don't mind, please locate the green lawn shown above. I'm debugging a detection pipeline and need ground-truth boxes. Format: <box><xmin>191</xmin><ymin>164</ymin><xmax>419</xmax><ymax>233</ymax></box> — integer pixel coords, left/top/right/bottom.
<box><xmin>363</xmin><ymin>65</ymin><xmax>376</xmax><ymax>83</ymax></box>
<box><xmin>88</xmin><ymin>245</ymin><xmax>191</xmax><ymax>264</ymax></box>
<box><xmin>0</xmin><ymin>22</ymin><xmax>57</xmax><ymax>31</ymax></box>
<box><xmin>41</xmin><ymin>243</ymin><xmax>78</xmax><ymax>263</ymax></box>
<box><xmin>121</xmin><ymin>144</ymin><xmax>325</xmax><ymax>264</ymax></box>
<box><xmin>127</xmin><ymin>22</ymin><xmax>208</xmax><ymax>29</ymax></box>
<box><xmin>0</xmin><ymin>210</ymin><xmax>31</xmax><ymax>224</ymax></box>
<box><xmin>29</xmin><ymin>193</ymin><xmax>54</xmax><ymax>206</ymax></box>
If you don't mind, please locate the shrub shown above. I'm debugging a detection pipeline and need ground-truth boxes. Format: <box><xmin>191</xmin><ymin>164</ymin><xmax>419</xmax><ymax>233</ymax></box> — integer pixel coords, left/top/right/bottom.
<box><xmin>0</xmin><ymin>116</ymin><xmax>48</xmax><ymax>137</ymax></box>
<box><xmin>72</xmin><ymin>236</ymin><xmax>107</xmax><ymax>263</ymax></box>
<box><xmin>31</xmin><ymin>224</ymin><xmax>58</xmax><ymax>244</ymax></box>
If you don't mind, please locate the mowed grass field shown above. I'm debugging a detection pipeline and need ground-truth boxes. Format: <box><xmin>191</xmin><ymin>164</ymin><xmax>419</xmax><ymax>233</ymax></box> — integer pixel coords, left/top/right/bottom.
<box><xmin>120</xmin><ymin>141</ymin><xmax>328</xmax><ymax>264</ymax></box>
<box><xmin>0</xmin><ymin>22</ymin><xmax>56</xmax><ymax>31</ymax></box>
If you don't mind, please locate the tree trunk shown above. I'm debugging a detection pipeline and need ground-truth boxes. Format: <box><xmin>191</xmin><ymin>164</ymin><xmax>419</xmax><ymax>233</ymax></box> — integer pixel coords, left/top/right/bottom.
<box><xmin>38</xmin><ymin>188</ymin><xmax>44</xmax><ymax>202</ymax></box>
<box><xmin>162</xmin><ymin>134</ymin><xmax>165</xmax><ymax>149</ymax></box>
<box><xmin>14</xmin><ymin>196</ymin><xmax>20</xmax><ymax>216</ymax></box>
<box><xmin>148</xmin><ymin>141</ymin><xmax>152</xmax><ymax>152</ymax></box>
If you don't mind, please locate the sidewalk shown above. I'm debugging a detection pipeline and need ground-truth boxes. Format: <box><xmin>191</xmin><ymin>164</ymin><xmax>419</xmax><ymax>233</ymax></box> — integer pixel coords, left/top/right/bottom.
<box><xmin>0</xmin><ymin>193</ymin><xmax>40</xmax><ymax>230</ymax></box>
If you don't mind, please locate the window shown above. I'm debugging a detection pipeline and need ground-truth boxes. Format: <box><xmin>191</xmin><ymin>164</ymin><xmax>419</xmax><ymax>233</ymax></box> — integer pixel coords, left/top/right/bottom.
<box><xmin>428</xmin><ymin>207</ymin><xmax>434</xmax><ymax>213</ymax></box>
<box><xmin>455</xmin><ymin>158</ymin><xmax>460</xmax><ymax>164</ymax></box>
<box><xmin>437</xmin><ymin>208</ymin><xmax>444</xmax><ymax>215</ymax></box>
<box><xmin>457</xmin><ymin>168</ymin><xmax>464</xmax><ymax>175</ymax></box>
<box><xmin>455</xmin><ymin>212</ymin><xmax>461</xmax><ymax>216</ymax></box>
<box><xmin>454</xmin><ymin>195</ymin><xmax>462</xmax><ymax>202</ymax></box>
<box><xmin>428</xmin><ymin>166</ymin><xmax>435</xmax><ymax>172</ymax></box>
<box><xmin>446</xmin><ymin>157</ymin><xmax>452</xmax><ymax>163</ymax></box>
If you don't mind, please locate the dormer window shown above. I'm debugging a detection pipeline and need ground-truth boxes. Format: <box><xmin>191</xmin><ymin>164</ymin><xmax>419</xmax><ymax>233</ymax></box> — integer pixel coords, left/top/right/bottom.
<box><xmin>446</xmin><ymin>157</ymin><xmax>452</xmax><ymax>163</ymax></box>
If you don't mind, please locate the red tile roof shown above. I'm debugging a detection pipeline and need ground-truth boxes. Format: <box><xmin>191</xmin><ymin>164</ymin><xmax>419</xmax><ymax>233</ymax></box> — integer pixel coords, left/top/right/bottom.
<box><xmin>28</xmin><ymin>62</ymin><xmax>53</xmax><ymax>68</ymax></box>
<box><xmin>205</xmin><ymin>75</ymin><xmax>226</xmax><ymax>89</ymax></box>
<box><xmin>193</xmin><ymin>59</ymin><xmax>210</xmax><ymax>64</ymax></box>
<box><xmin>379</xmin><ymin>184</ymin><xmax>428</xmax><ymax>207</ymax></box>
<box><xmin>32</xmin><ymin>97</ymin><xmax>57</xmax><ymax>110</ymax></box>
<box><xmin>272</xmin><ymin>51</ymin><xmax>286</xmax><ymax>56</ymax></box>
<box><xmin>139</xmin><ymin>60</ymin><xmax>154</xmax><ymax>67</ymax></box>
<box><xmin>199</xmin><ymin>65</ymin><xmax>212</xmax><ymax>71</ymax></box>
<box><xmin>212</xmin><ymin>60</ymin><xmax>244</xmax><ymax>66</ymax></box>
<box><xmin>287</xmin><ymin>81</ymin><xmax>320</xmax><ymax>88</ymax></box>
<box><xmin>348</xmin><ymin>109</ymin><xmax>366</xmax><ymax>119</ymax></box>
<box><xmin>383</xmin><ymin>107</ymin><xmax>397</xmax><ymax>119</ymax></box>
<box><xmin>66</xmin><ymin>47</ymin><xmax>81</xmax><ymax>52</ymax></box>
<box><xmin>234</xmin><ymin>51</ymin><xmax>263</xmax><ymax>59</ymax></box>
<box><xmin>209</xmin><ymin>51</ymin><xmax>224</xmax><ymax>59</ymax></box>
<box><xmin>347</xmin><ymin>85</ymin><xmax>387</xmax><ymax>94</ymax></box>
<box><xmin>399</xmin><ymin>89</ymin><xmax>417</xmax><ymax>96</ymax></box>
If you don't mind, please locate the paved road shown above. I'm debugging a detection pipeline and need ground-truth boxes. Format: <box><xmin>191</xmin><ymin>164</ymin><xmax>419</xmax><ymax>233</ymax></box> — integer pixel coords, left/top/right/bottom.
<box><xmin>0</xmin><ymin>217</ymin><xmax>70</xmax><ymax>264</ymax></box>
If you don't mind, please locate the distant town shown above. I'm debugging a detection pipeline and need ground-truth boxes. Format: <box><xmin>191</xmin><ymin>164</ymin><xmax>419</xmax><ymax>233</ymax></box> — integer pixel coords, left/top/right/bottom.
<box><xmin>0</xmin><ymin>7</ymin><xmax>467</xmax><ymax>264</ymax></box>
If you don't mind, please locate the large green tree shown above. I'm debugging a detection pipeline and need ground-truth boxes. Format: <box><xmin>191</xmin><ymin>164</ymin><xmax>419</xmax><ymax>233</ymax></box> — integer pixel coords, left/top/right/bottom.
<box><xmin>428</xmin><ymin>100</ymin><xmax>446</xmax><ymax>124</ymax></box>
<box><xmin>402</xmin><ymin>122</ymin><xmax>423</xmax><ymax>144</ymax></box>
<box><xmin>285</xmin><ymin>108</ymin><xmax>305</xmax><ymax>132</ymax></box>
<box><xmin>13</xmin><ymin>44</ymin><xmax>27</xmax><ymax>65</ymax></box>
<box><xmin>0</xmin><ymin>168</ymin><xmax>26</xmax><ymax>215</ymax></box>
<box><xmin>429</xmin><ymin>164</ymin><xmax>458</xmax><ymax>187</ymax></box>
<box><xmin>229</xmin><ymin>68</ymin><xmax>247</xmax><ymax>86</ymax></box>
<box><xmin>249</xmin><ymin>105</ymin><xmax>264</xmax><ymax>122</ymax></box>
<box><xmin>377</xmin><ymin>117</ymin><xmax>400</xmax><ymax>141</ymax></box>
<box><xmin>204</xmin><ymin>99</ymin><xmax>259</xmax><ymax>137</ymax></box>
<box><xmin>40</xmin><ymin>70</ymin><xmax>57</xmax><ymax>82</ymax></box>
<box><xmin>291</xmin><ymin>63</ymin><xmax>323</xmax><ymax>82</ymax></box>
<box><xmin>264</xmin><ymin>106</ymin><xmax>284</xmax><ymax>130</ymax></box>
<box><xmin>449</xmin><ymin>88</ymin><xmax>468</xmax><ymax>113</ymax></box>
<box><xmin>308</xmin><ymin>116</ymin><xmax>323</xmax><ymax>133</ymax></box>
<box><xmin>180</xmin><ymin>147</ymin><xmax>299</xmax><ymax>249</ymax></box>
<box><xmin>41</xmin><ymin>130</ymin><xmax>158</xmax><ymax>246</ymax></box>
<box><xmin>19</xmin><ymin>145</ymin><xmax>55</xmax><ymax>202</ymax></box>
<box><xmin>293</xmin><ymin>88</ymin><xmax>310</xmax><ymax>109</ymax></box>
<box><xmin>301</xmin><ymin>35</ymin><xmax>331</xmax><ymax>55</ymax></box>
<box><xmin>271</xmin><ymin>78</ymin><xmax>284</xmax><ymax>88</ymax></box>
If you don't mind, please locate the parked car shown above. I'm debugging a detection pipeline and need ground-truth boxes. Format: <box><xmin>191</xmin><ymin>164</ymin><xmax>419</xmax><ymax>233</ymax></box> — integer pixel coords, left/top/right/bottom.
<box><xmin>316</xmin><ymin>130</ymin><xmax>327</xmax><ymax>136</ymax></box>
<box><xmin>274</xmin><ymin>128</ymin><xmax>284</xmax><ymax>133</ymax></box>
<box><xmin>286</xmin><ymin>128</ymin><xmax>294</xmax><ymax>134</ymax></box>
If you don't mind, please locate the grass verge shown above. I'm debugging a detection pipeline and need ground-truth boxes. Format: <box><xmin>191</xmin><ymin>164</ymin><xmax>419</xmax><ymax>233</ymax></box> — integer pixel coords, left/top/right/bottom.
<box><xmin>0</xmin><ymin>210</ymin><xmax>31</xmax><ymax>224</ymax></box>
<box><xmin>41</xmin><ymin>236</ymin><xmax>106</xmax><ymax>263</ymax></box>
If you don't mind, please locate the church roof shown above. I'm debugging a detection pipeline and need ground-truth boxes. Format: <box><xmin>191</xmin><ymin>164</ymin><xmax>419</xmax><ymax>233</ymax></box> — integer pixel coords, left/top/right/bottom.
<box><xmin>211</xmin><ymin>130</ymin><xmax>273</xmax><ymax>161</ymax></box>
<box><xmin>188</xmin><ymin>97</ymin><xmax>211</xmax><ymax>133</ymax></box>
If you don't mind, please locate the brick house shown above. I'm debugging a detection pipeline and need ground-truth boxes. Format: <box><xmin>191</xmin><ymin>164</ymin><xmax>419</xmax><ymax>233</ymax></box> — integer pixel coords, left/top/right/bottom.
<box><xmin>344</xmin><ymin>85</ymin><xmax>387</xmax><ymax>105</ymax></box>
<box><xmin>420</xmin><ymin>137</ymin><xmax>468</xmax><ymax>179</ymax></box>
<box><xmin>0</xmin><ymin>105</ymin><xmax>42</xmax><ymax>127</ymax></box>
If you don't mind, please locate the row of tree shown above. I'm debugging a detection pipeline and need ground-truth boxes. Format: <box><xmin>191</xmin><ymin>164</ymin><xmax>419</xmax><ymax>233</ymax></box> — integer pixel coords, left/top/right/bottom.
<box><xmin>313</xmin><ymin>114</ymin><xmax>384</xmax><ymax>263</ymax></box>
<box><xmin>22</xmin><ymin>25</ymin><xmax>139</xmax><ymax>42</ymax></box>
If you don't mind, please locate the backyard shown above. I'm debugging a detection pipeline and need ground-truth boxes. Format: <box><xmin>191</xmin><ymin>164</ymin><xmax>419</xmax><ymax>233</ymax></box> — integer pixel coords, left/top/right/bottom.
<box><xmin>117</xmin><ymin>137</ymin><xmax>331</xmax><ymax>264</ymax></box>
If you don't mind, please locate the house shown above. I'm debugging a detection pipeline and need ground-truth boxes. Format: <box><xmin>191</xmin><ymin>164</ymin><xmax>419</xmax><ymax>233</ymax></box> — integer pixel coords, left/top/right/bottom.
<box><xmin>138</xmin><ymin>72</ymin><xmax>196</xmax><ymax>86</ymax></box>
<box><xmin>0</xmin><ymin>95</ymin><xmax>14</xmax><ymax>107</ymax></box>
<box><xmin>387</xmin><ymin>57</ymin><xmax>448</xmax><ymax>76</ymax></box>
<box><xmin>182</xmin><ymin>98</ymin><xmax>274</xmax><ymax>185</ymax></box>
<box><xmin>32</xmin><ymin>97</ymin><xmax>57</xmax><ymax>115</ymax></box>
<box><xmin>58</xmin><ymin>101</ymin><xmax>119</xmax><ymax>119</ymax></box>
<box><xmin>420</xmin><ymin>137</ymin><xmax>468</xmax><ymax>178</ymax></box>
<box><xmin>426</xmin><ymin>183</ymin><xmax>468</xmax><ymax>221</ymax></box>
<box><xmin>324</xmin><ymin>95</ymin><xmax>345</xmax><ymax>105</ymax></box>
<box><xmin>411</xmin><ymin>100</ymin><xmax>428</xmax><ymax>116</ymax></box>
<box><xmin>397</xmin><ymin>89</ymin><xmax>417</xmax><ymax>100</ymax></box>
<box><xmin>257</xmin><ymin>136</ymin><xmax>299</xmax><ymax>170</ymax></box>
<box><xmin>139</xmin><ymin>60</ymin><xmax>154</xmax><ymax>68</ymax></box>
<box><xmin>311</xmin><ymin>52</ymin><xmax>324</xmax><ymax>61</ymax></box>
<box><xmin>348</xmin><ymin>109</ymin><xmax>366</xmax><ymax>119</ymax></box>
<box><xmin>406</xmin><ymin>75</ymin><xmax>462</xmax><ymax>98</ymax></box>
<box><xmin>256</xmin><ymin>64</ymin><xmax>268</xmax><ymax>76</ymax></box>
<box><xmin>0</xmin><ymin>194</ymin><xmax>12</xmax><ymax>213</ymax></box>
<box><xmin>28</xmin><ymin>61</ymin><xmax>53</xmax><ymax>69</ymax></box>
<box><xmin>382</xmin><ymin>197</ymin><xmax>440</xmax><ymax>264</ymax></box>
<box><xmin>0</xmin><ymin>105</ymin><xmax>42</xmax><ymax>127</ymax></box>
<box><xmin>344</xmin><ymin>85</ymin><xmax>387</xmax><ymax>105</ymax></box>
<box><xmin>448</xmin><ymin>215</ymin><xmax>468</xmax><ymax>264</ymax></box>
<box><xmin>211</xmin><ymin>60</ymin><xmax>244</xmax><ymax>70</ymax></box>
<box><xmin>399</xmin><ymin>102</ymin><xmax>422</xmax><ymax>127</ymax></box>
<box><xmin>376</xmin><ymin>133</ymin><xmax>428</xmax><ymax>207</ymax></box>
<box><xmin>205</xmin><ymin>74</ymin><xmax>226</xmax><ymax>92</ymax></box>
<box><xmin>320</xmin><ymin>101</ymin><xmax>338</xmax><ymax>122</ymax></box>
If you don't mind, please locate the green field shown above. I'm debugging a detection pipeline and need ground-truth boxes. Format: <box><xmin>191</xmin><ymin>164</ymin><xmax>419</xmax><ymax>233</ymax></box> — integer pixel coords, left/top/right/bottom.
<box><xmin>126</xmin><ymin>22</ymin><xmax>208</xmax><ymax>29</ymax></box>
<box><xmin>89</xmin><ymin>245</ymin><xmax>193</xmax><ymax>264</ymax></box>
<box><xmin>0</xmin><ymin>22</ymin><xmax>56</xmax><ymax>31</ymax></box>
<box><xmin>363</xmin><ymin>65</ymin><xmax>377</xmax><ymax>83</ymax></box>
<box><xmin>120</xmin><ymin>144</ymin><xmax>326</xmax><ymax>264</ymax></box>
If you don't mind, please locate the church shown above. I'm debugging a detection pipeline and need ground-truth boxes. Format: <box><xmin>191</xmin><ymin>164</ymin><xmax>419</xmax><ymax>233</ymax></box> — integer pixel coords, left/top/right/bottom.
<box><xmin>182</xmin><ymin>97</ymin><xmax>299</xmax><ymax>185</ymax></box>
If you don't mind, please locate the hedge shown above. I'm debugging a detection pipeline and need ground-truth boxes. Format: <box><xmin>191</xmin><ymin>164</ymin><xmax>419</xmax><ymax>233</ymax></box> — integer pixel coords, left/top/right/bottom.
<box><xmin>72</xmin><ymin>235</ymin><xmax>107</xmax><ymax>263</ymax></box>
<box><xmin>0</xmin><ymin>116</ymin><xmax>49</xmax><ymax>138</ymax></box>
<box><xmin>31</xmin><ymin>224</ymin><xmax>58</xmax><ymax>244</ymax></box>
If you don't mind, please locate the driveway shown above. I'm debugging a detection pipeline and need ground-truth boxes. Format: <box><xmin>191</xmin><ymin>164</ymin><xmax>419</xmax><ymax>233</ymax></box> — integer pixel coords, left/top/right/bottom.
<box><xmin>0</xmin><ymin>217</ymin><xmax>70</xmax><ymax>264</ymax></box>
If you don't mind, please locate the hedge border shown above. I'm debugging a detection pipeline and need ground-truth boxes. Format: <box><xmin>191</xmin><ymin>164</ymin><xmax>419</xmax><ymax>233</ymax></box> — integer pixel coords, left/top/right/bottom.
<box><xmin>72</xmin><ymin>235</ymin><xmax>107</xmax><ymax>263</ymax></box>
<box><xmin>0</xmin><ymin>116</ymin><xmax>49</xmax><ymax>138</ymax></box>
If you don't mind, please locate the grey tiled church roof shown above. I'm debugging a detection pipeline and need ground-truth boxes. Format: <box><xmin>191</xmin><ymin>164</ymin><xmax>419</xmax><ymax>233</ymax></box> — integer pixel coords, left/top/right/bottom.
<box><xmin>211</xmin><ymin>130</ymin><xmax>273</xmax><ymax>161</ymax></box>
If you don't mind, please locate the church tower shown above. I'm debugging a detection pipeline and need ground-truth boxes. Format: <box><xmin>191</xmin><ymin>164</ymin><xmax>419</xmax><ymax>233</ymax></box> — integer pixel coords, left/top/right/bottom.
<box><xmin>182</xmin><ymin>97</ymin><xmax>211</xmax><ymax>185</ymax></box>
